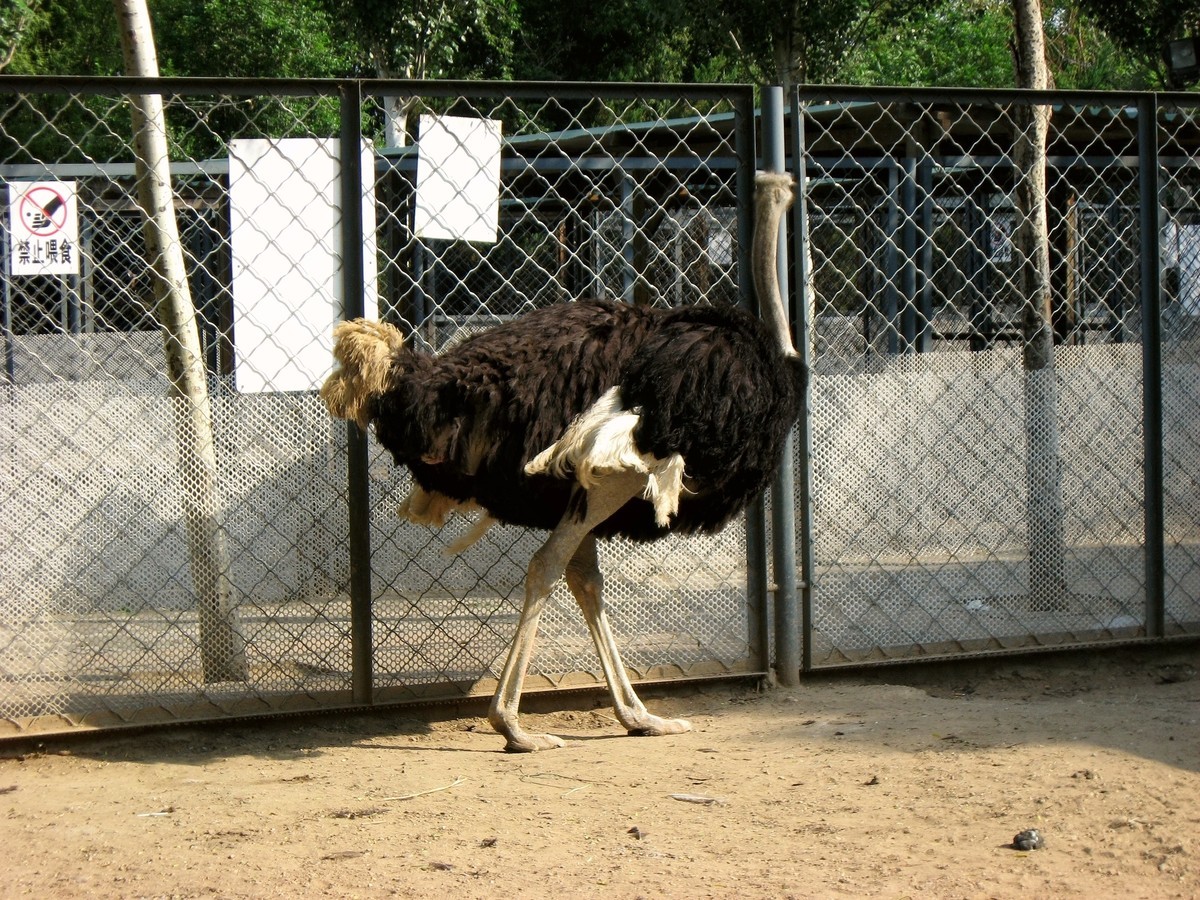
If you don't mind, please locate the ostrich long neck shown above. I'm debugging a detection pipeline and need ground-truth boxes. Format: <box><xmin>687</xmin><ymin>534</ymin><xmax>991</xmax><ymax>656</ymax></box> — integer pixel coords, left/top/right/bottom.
<box><xmin>751</xmin><ymin>173</ymin><xmax>798</xmax><ymax>359</ymax></box>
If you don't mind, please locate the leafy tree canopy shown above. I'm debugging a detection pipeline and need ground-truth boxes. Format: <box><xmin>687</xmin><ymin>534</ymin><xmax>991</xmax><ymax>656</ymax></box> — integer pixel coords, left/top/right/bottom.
<box><xmin>1075</xmin><ymin>0</ymin><xmax>1200</xmax><ymax>85</ymax></box>
<box><xmin>0</xmin><ymin>0</ymin><xmax>36</xmax><ymax>70</ymax></box>
<box><xmin>688</xmin><ymin>0</ymin><xmax>931</xmax><ymax>88</ymax></box>
<box><xmin>841</xmin><ymin>0</ymin><xmax>1015</xmax><ymax>86</ymax></box>
<box><xmin>327</xmin><ymin>0</ymin><xmax>518</xmax><ymax>80</ymax></box>
<box><xmin>155</xmin><ymin>0</ymin><xmax>353</xmax><ymax>78</ymax></box>
<box><xmin>5</xmin><ymin>0</ymin><xmax>352</xmax><ymax>78</ymax></box>
<box><xmin>507</xmin><ymin>0</ymin><xmax>712</xmax><ymax>82</ymax></box>
<box><xmin>0</xmin><ymin>0</ymin><xmax>1185</xmax><ymax>91</ymax></box>
<box><xmin>841</xmin><ymin>0</ymin><xmax>1157</xmax><ymax>88</ymax></box>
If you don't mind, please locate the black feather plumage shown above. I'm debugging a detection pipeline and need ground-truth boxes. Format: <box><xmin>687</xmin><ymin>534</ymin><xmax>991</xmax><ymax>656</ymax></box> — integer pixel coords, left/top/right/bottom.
<box><xmin>369</xmin><ymin>297</ymin><xmax>804</xmax><ymax>541</ymax></box>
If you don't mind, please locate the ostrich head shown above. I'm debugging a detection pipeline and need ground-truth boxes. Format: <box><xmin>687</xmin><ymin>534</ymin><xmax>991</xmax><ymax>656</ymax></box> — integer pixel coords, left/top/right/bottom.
<box><xmin>320</xmin><ymin>318</ymin><xmax>406</xmax><ymax>430</ymax></box>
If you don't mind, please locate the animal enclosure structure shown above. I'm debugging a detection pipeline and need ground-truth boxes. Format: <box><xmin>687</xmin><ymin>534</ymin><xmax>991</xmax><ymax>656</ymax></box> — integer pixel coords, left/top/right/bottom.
<box><xmin>0</xmin><ymin>78</ymin><xmax>1197</xmax><ymax>737</ymax></box>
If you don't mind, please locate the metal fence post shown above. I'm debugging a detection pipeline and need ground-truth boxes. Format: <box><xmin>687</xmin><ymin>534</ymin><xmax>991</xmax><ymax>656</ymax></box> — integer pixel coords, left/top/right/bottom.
<box><xmin>1138</xmin><ymin>93</ymin><xmax>1166</xmax><ymax>639</ymax></box>
<box><xmin>790</xmin><ymin>88</ymin><xmax>816</xmax><ymax>673</ymax></box>
<box><xmin>339</xmin><ymin>80</ymin><xmax>375</xmax><ymax>703</ymax></box>
<box><xmin>735</xmin><ymin>89</ymin><xmax>772</xmax><ymax>672</ymax></box>
<box><xmin>762</xmin><ymin>85</ymin><xmax>801</xmax><ymax>686</ymax></box>
<box><xmin>1</xmin><ymin>224</ymin><xmax>13</xmax><ymax>384</ymax></box>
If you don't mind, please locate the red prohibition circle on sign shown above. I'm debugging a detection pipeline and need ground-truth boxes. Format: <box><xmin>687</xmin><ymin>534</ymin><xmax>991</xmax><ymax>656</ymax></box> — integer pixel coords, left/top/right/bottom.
<box><xmin>18</xmin><ymin>186</ymin><xmax>69</xmax><ymax>237</ymax></box>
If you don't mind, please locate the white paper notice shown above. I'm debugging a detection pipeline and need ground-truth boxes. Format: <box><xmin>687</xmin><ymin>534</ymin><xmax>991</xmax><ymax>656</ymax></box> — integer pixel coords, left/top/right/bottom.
<box><xmin>413</xmin><ymin>115</ymin><xmax>502</xmax><ymax>244</ymax></box>
<box><xmin>229</xmin><ymin>138</ymin><xmax>376</xmax><ymax>393</ymax></box>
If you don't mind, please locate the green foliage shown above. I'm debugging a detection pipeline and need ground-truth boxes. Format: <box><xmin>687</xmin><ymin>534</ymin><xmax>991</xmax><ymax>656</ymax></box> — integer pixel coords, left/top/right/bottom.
<box><xmin>684</xmin><ymin>0</ymin><xmax>931</xmax><ymax>87</ymax></box>
<box><xmin>329</xmin><ymin>0</ymin><xmax>518</xmax><ymax>79</ymax></box>
<box><xmin>5</xmin><ymin>0</ymin><xmax>353</xmax><ymax>78</ymax></box>
<box><xmin>150</xmin><ymin>0</ymin><xmax>354</xmax><ymax>155</ymax></box>
<box><xmin>841</xmin><ymin>0</ymin><xmax>1015</xmax><ymax>87</ymax></box>
<box><xmin>0</xmin><ymin>0</ymin><xmax>1181</xmax><ymax>127</ymax></box>
<box><xmin>508</xmin><ymin>0</ymin><xmax>708</xmax><ymax>82</ymax></box>
<box><xmin>0</xmin><ymin>1</ymin><xmax>125</xmax><ymax>163</ymax></box>
<box><xmin>1045</xmin><ymin>2</ymin><xmax>1156</xmax><ymax>89</ymax></box>
<box><xmin>5</xmin><ymin>0</ymin><xmax>124</xmax><ymax>75</ymax></box>
<box><xmin>0</xmin><ymin>0</ymin><xmax>36</xmax><ymax>70</ymax></box>
<box><xmin>840</xmin><ymin>0</ymin><xmax>1157</xmax><ymax>89</ymax></box>
<box><xmin>1075</xmin><ymin>0</ymin><xmax>1200</xmax><ymax>86</ymax></box>
<box><xmin>154</xmin><ymin>0</ymin><xmax>353</xmax><ymax>78</ymax></box>
<box><xmin>3</xmin><ymin>1</ymin><xmax>356</xmax><ymax>161</ymax></box>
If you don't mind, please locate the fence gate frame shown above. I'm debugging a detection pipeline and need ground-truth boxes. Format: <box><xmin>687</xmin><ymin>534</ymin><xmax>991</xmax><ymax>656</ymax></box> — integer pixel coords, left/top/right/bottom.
<box><xmin>0</xmin><ymin>75</ymin><xmax>771</xmax><ymax>738</ymax></box>
<box><xmin>781</xmin><ymin>83</ymin><xmax>1199</xmax><ymax>671</ymax></box>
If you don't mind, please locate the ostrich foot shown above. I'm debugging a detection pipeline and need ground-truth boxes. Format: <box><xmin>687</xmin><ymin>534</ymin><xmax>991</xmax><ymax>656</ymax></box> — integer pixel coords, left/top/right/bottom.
<box><xmin>502</xmin><ymin>731</ymin><xmax>566</xmax><ymax>753</ymax></box>
<box><xmin>627</xmin><ymin>715</ymin><xmax>692</xmax><ymax>737</ymax></box>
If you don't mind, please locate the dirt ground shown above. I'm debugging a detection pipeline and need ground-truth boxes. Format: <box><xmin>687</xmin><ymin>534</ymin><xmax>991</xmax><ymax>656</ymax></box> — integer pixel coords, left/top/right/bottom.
<box><xmin>1</xmin><ymin>644</ymin><xmax>1197</xmax><ymax>900</ymax></box>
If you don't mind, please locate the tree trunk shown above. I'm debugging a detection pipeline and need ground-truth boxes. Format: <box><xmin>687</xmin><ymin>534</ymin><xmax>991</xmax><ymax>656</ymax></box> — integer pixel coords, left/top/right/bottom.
<box><xmin>383</xmin><ymin>96</ymin><xmax>409</xmax><ymax>148</ymax></box>
<box><xmin>1011</xmin><ymin>0</ymin><xmax>1067</xmax><ymax>610</ymax></box>
<box><xmin>113</xmin><ymin>0</ymin><xmax>247</xmax><ymax>681</ymax></box>
<box><xmin>375</xmin><ymin>56</ymin><xmax>418</xmax><ymax>148</ymax></box>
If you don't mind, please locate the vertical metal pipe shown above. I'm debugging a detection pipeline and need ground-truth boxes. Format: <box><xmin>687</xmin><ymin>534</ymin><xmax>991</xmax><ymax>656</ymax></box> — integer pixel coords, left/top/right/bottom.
<box><xmin>66</xmin><ymin>275</ymin><xmax>81</xmax><ymax>335</ymax></box>
<box><xmin>884</xmin><ymin>164</ymin><xmax>900</xmax><ymax>354</ymax></box>
<box><xmin>1</xmin><ymin>223</ymin><xmax>14</xmax><ymax>384</ymax></box>
<box><xmin>735</xmin><ymin>89</ymin><xmax>770</xmax><ymax>670</ymax></box>
<box><xmin>1101</xmin><ymin>190</ymin><xmax>1122</xmax><ymax>343</ymax></box>
<box><xmin>411</xmin><ymin>239</ymin><xmax>430</xmax><ymax>346</ymax></box>
<box><xmin>621</xmin><ymin>175</ymin><xmax>637</xmax><ymax>304</ymax></box>
<box><xmin>901</xmin><ymin>151</ymin><xmax>918</xmax><ymax>351</ymax></box>
<box><xmin>790</xmin><ymin>87</ymin><xmax>816</xmax><ymax>673</ymax></box>
<box><xmin>1138</xmin><ymin>94</ymin><xmax>1166</xmax><ymax>638</ymax></box>
<box><xmin>763</xmin><ymin>85</ymin><xmax>801</xmax><ymax>686</ymax></box>
<box><xmin>966</xmin><ymin>198</ymin><xmax>989</xmax><ymax>350</ymax></box>
<box><xmin>340</xmin><ymin>81</ymin><xmax>375</xmax><ymax>703</ymax></box>
<box><xmin>917</xmin><ymin>147</ymin><xmax>935</xmax><ymax>352</ymax></box>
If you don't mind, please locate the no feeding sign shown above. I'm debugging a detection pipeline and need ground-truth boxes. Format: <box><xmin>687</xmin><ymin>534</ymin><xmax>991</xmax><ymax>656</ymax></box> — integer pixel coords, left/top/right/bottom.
<box><xmin>7</xmin><ymin>181</ymin><xmax>80</xmax><ymax>275</ymax></box>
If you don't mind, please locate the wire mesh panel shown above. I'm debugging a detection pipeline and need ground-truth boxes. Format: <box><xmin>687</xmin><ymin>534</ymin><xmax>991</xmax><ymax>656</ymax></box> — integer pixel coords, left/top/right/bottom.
<box><xmin>0</xmin><ymin>83</ymin><xmax>358</xmax><ymax>731</ymax></box>
<box><xmin>1157</xmin><ymin>98</ymin><xmax>1200</xmax><ymax>635</ymax></box>
<box><xmin>359</xmin><ymin>85</ymin><xmax>757</xmax><ymax>703</ymax></box>
<box><xmin>367</xmin><ymin>465</ymin><xmax>753</xmax><ymax>700</ymax></box>
<box><xmin>795</xmin><ymin>88</ymin><xmax>1198</xmax><ymax>666</ymax></box>
<box><xmin>0</xmin><ymin>77</ymin><xmax>758</xmax><ymax>736</ymax></box>
<box><xmin>3</xmin><ymin>76</ymin><xmax>1194</xmax><ymax>736</ymax></box>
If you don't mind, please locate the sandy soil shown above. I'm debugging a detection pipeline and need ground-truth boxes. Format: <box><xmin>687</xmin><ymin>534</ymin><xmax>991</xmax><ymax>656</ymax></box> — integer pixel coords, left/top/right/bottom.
<box><xmin>1</xmin><ymin>644</ymin><xmax>1197</xmax><ymax>899</ymax></box>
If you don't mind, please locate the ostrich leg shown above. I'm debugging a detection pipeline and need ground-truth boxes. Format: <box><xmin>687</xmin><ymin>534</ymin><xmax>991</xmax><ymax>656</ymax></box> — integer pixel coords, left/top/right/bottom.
<box><xmin>566</xmin><ymin>534</ymin><xmax>691</xmax><ymax>736</ymax></box>
<box><xmin>488</xmin><ymin>474</ymin><xmax>645</xmax><ymax>752</ymax></box>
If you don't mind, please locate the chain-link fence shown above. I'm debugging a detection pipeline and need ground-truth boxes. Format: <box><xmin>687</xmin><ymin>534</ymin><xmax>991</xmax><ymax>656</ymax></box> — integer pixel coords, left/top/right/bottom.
<box><xmin>0</xmin><ymin>77</ymin><xmax>760</xmax><ymax>735</ymax></box>
<box><xmin>790</xmin><ymin>86</ymin><xmax>1200</xmax><ymax>666</ymax></box>
<box><xmin>1</xmin><ymin>77</ymin><xmax>1196</xmax><ymax>737</ymax></box>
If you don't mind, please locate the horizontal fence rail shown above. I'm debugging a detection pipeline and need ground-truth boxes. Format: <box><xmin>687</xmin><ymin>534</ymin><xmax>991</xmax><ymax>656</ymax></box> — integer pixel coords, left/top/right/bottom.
<box><xmin>0</xmin><ymin>76</ymin><xmax>1196</xmax><ymax>737</ymax></box>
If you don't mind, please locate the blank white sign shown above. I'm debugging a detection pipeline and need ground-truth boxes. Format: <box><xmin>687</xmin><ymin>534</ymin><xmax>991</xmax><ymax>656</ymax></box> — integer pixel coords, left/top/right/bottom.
<box><xmin>229</xmin><ymin>138</ymin><xmax>377</xmax><ymax>393</ymax></box>
<box><xmin>413</xmin><ymin>115</ymin><xmax>502</xmax><ymax>244</ymax></box>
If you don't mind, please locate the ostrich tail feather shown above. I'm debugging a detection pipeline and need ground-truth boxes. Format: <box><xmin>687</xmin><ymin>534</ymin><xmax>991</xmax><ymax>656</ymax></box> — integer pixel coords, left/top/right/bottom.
<box><xmin>525</xmin><ymin>386</ymin><xmax>686</xmax><ymax>527</ymax></box>
<box><xmin>320</xmin><ymin>318</ymin><xmax>406</xmax><ymax>430</ymax></box>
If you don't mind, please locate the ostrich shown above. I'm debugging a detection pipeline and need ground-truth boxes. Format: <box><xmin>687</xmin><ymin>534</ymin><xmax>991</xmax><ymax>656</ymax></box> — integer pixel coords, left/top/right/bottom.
<box><xmin>321</xmin><ymin>172</ymin><xmax>801</xmax><ymax>752</ymax></box>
